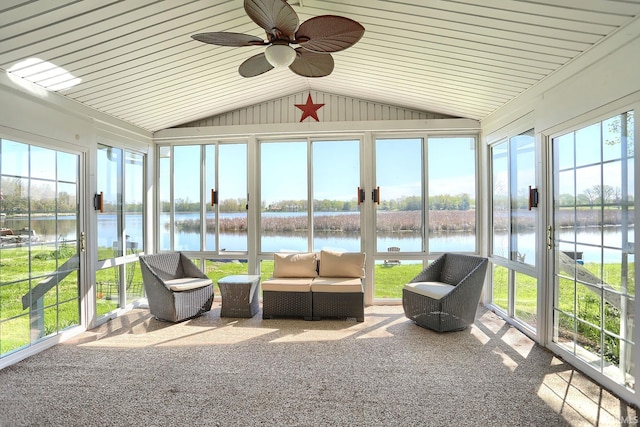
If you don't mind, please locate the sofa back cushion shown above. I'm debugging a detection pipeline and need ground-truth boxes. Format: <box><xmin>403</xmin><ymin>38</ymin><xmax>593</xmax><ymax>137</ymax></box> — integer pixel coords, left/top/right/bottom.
<box><xmin>319</xmin><ymin>250</ymin><xmax>365</xmax><ymax>278</ymax></box>
<box><xmin>273</xmin><ymin>252</ymin><xmax>318</xmax><ymax>278</ymax></box>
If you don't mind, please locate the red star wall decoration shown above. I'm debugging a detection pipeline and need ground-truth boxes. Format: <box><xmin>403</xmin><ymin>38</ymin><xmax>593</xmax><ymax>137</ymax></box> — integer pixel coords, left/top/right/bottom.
<box><xmin>295</xmin><ymin>94</ymin><xmax>325</xmax><ymax>122</ymax></box>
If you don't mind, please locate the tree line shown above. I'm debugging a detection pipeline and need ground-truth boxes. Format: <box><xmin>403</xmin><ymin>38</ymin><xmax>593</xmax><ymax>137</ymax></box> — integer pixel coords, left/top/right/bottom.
<box><xmin>1</xmin><ymin>181</ymin><xmax>632</xmax><ymax>216</ymax></box>
<box><xmin>164</xmin><ymin>193</ymin><xmax>475</xmax><ymax>213</ymax></box>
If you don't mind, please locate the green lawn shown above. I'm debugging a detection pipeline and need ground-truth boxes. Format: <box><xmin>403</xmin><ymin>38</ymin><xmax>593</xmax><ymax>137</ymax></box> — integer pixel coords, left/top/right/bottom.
<box><xmin>492</xmin><ymin>261</ymin><xmax>635</xmax><ymax>365</ymax></box>
<box><xmin>1</xmin><ymin>244</ymin><xmax>82</xmax><ymax>354</ymax></box>
<box><xmin>2</xmin><ymin>246</ymin><xmax>634</xmax><ymax>366</ymax></box>
<box><xmin>372</xmin><ymin>262</ymin><xmax>424</xmax><ymax>298</ymax></box>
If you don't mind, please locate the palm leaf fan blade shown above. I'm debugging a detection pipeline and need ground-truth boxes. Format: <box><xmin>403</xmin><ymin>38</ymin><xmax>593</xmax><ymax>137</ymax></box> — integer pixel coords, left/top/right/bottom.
<box><xmin>244</xmin><ymin>0</ymin><xmax>299</xmax><ymax>38</ymax></box>
<box><xmin>296</xmin><ymin>16</ymin><xmax>365</xmax><ymax>53</ymax></box>
<box><xmin>191</xmin><ymin>32</ymin><xmax>265</xmax><ymax>47</ymax></box>
<box><xmin>239</xmin><ymin>52</ymin><xmax>274</xmax><ymax>77</ymax></box>
<box><xmin>289</xmin><ymin>49</ymin><xmax>334</xmax><ymax>77</ymax></box>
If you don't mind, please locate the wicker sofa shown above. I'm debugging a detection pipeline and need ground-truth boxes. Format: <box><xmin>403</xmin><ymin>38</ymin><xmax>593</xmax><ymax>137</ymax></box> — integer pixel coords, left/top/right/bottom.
<box><xmin>262</xmin><ymin>250</ymin><xmax>365</xmax><ymax>322</ymax></box>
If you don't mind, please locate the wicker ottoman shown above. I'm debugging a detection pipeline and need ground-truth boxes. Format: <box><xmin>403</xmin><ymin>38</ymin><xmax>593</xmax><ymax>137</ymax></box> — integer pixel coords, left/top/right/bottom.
<box><xmin>218</xmin><ymin>275</ymin><xmax>261</xmax><ymax>318</ymax></box>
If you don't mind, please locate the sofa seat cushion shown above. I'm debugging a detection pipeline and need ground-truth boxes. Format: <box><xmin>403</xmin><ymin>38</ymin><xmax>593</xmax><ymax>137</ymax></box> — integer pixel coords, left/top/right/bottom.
<box><xmin>273</xmin><ymin>252</ymin><xmax>318</xmax><ymax>278</ymax></box>
<box><xmin>262</xmin><ymin>277</ymin><xmax>313</xmax><ymax>292</ymax></box>
<box><xmin>404</xmin><ymin>281</ymin><xmax>455</xmax><ymax>300</ymax></box>
<box><xmin>311</xmin><ymin>277</ymin><xmax>363</xmax><ymax>293</ymax></box>
<box><xmin>319</xmin><ymin>250</ymin><xmax>365</xmax><ymax>278</ymax></box>
<box><xmin>164</xmin><ymin>277</ymin><xmax>213</xmax><ymax>292</ymax></box>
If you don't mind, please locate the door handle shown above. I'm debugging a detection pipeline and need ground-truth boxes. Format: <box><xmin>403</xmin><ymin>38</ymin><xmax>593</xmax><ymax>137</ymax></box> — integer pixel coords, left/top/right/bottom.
<box><xmin>211</xmin><ymin>189</ymin><xmax>218</xmax><ymax>206</ymax></box>
<box><xmin>528</xmin><ymin>186</ymin><xmax>539</xmax><ymax>210</ymax></box>
<box><xmin>357</xmin><ymin>187</ymin><xmax>365</xmax><ymax>205</ymax></box>
<box><xmin>372</xmin><ymin>186</ymin><xmax>380</xmax><ymax>204</ymax></box>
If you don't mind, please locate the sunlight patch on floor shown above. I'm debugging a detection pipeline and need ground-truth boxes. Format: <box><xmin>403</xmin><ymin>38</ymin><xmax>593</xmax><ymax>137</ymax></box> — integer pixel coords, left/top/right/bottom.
<box><xmin>269</xmin><ymin>328</ymin><xmax>358</xmax><ymax>343</ymax></box>
<box><xmin>356</xmin><ymin>315</ymin><xmax>407</xmax><ymax>339</ymax></box>
<box><xmin>477</xmin><ymin>310</ymin><xmax>506</xmax><ymax>334</ymax></box>
<box><xmin>492</xmin><ymin>347</ymin><xmax>518</xmax><ymax>372</ymax></box>
<box><xmin>501</xmin><ymin>327</ymin><xmax>534</xmax><ymax>358</ymax></box>
<box><xmin>80</xmin><ymin>320</ymin><xmax>278</xmax><ymax>348</ymax></box>
<box><xmin>469</xmin><ymin>324</ymin><xmax>491</xmax><ymax>345</ymax></box>
<box><xmin>537</xmin><ymin>368</ymin><xmax>638</xmax><ymax>426</ymax></box>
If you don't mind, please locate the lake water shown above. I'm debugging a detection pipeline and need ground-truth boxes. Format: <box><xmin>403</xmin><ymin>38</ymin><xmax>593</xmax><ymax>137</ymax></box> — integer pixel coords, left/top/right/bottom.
<box><xmin>2</xmin><ymin>213</ymin><xmax>633</xmax><ymax>263</ymax></box>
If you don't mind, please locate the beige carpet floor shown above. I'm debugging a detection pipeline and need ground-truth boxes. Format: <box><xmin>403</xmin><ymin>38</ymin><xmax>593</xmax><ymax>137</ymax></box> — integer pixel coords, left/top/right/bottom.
<box><xmin>0</xmin><ymin>304</ymin><xmax>636</xmax><ymax>426</ymax></box>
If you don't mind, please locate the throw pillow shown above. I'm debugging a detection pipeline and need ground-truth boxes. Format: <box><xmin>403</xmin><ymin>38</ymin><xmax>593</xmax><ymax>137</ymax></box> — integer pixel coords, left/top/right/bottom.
<box><xmin>273</xmin><ymin>252</ymin><xmax>318</xmax><ymax>278</ymax></box>
<box><xmin>319</xmin><ymin>250</ymin><xmax>365</xmax><ymax>278</ymax></box>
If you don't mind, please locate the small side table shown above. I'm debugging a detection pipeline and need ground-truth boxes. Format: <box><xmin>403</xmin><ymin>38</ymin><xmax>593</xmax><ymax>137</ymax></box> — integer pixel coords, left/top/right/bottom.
<box><xmin>218</xmin><ymin>275</ymin><xmax>261</xmax><ymax>318</ymax></box>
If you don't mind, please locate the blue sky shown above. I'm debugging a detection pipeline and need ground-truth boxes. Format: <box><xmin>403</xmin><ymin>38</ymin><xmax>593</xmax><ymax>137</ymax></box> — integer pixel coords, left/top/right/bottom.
<box><xmin>162</xmin><ymin>137</ymin><xmax>478</xmax><ymax>204</ymax></box>
<box><xmin>555</xmin><ymin>117</ymin><xmax>634</xmax><ymax>196</ymax></box>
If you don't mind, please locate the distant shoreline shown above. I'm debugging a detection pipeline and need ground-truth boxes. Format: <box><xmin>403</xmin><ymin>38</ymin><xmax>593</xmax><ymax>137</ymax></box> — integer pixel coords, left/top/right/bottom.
<box><xmin>171</xmin><ymin>209</ymin><xmax>633</xmax><ymax>233</ymax></box>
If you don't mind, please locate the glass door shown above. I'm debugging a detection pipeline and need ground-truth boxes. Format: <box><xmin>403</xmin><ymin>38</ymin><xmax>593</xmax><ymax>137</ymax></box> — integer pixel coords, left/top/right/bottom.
<box><xmin>374</xmin><ymin>138</ymin><xmax>424</xmax><ymax>298</ymax></box>
<box><xmin>551</xmin><ymin>111</ymin><xmax>635</xmax><ymax>390</ymax></box>
<box><xmin>427</xmin><ymin>136</ymin><xmax>477</xmax><ymax>253</ymax></box>
<box><xmin>173</xmin><ymin>145</ymin><xmax>201</xmax><ymax>251</ymax></box>
<box><xmin>96</xmin><ymin>145</ymin><xmax>145</xmax><ymax>317</ymax></box>
<box><xmin>312</xmin><ymin>139</ymin><xmax>361</xmax><ymax>252</ymax></box>
<box><xmin>374</xmin><ymin>138</ymin><xmax>423</xmax><ymax>254</ymax></box>
<box><xmin>0</xmin><ymin>138</ymin><xmax>82</xmax><ymax>357</ymax></box>
<box><xmin>489</xmin><ymin>130</ymin><xmax>538</xmax><ymax>331</ymax></box>
<box><xmin>260</xmin><ymin>141</ymin><xmax>308</xmax><ymax>252</ymax></box>
<box><xmin>218</xmin><ymin>143</ymin><xmax>248</xmax><ymax>253</ymax></box>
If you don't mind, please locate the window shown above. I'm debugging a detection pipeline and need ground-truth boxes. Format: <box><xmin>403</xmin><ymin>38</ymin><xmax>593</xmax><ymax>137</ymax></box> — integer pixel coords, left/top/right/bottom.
<box><xmin>428</xmin><ymin>136</ymin><xmax>477</xmax><ymax>252</ymax></box>
<box><xmin>375</xmin><ymin>138</ymin><xmax>423</xmax><ymax>254</ymax></box>
<box><xmin>157</xmin><ymin>142</ymin><xmax>249</xmax><ymax>294</ymax></box>
<box><xmin>312</xmin><ymin>140</ymin><xmax>361</xmax><ymax>252</ymax></box>
<box><xmin>158</xmin><ymin>142</ymin><xmax>248</xmax><ymax>253</ymax></box>
<box><xmin>373</xmin><ymin>136</ymin><xmax>478</xmax><ymax>300</ymax></box>
<box><xmin>260</xmin><ymin>141</ymin><xmax>308</xmax><ymax>252</ymax></box>
<box><xmin>156</xmin><ymin>134</ymin><xmax>480</xmax><ymax>302</ymax></box>
<box><xmin>259</xmin><ymin>138</ymin><xmax>362</xmax><ymax>253</ymax></box>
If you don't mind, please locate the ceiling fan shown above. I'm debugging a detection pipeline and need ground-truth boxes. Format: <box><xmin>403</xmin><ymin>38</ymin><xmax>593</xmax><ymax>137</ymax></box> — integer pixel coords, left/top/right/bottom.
<box><xmin>191</xmin><ymin>0</ymin><xmax>365</xmax><ymax>78</ymax></box>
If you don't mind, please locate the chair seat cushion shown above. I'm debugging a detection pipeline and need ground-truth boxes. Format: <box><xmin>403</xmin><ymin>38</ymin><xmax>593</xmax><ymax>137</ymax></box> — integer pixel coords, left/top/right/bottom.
<box><xmin>262</xmin><ymin>278</ymin><xmax>313</xmax><ymax>292</ymax></box>
<box><xmin>164</xmin><ymin>277</ymin><xmax>213</xmax><ymax>292</ymax></box>
<box><xmin>311</xmin><ymin>277</ymin><xmax>363</xmax><ymax>293</ymax></box>
<box><xmin>404</xmin><ymin>281</ymin><xmax>455</xmax><ymax>300</ymax></box>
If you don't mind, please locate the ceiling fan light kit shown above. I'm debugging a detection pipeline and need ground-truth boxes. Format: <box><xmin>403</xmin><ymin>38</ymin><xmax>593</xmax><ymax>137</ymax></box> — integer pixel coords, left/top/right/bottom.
<box><xmin>192</xmin><ymin>0</ymin><xmax>364</xmax><ymax>78</ymax></box>
<box><xmin>265</xmin><ymin>43</ymin><xmax>296</xmax><ymax>68</ymax></box>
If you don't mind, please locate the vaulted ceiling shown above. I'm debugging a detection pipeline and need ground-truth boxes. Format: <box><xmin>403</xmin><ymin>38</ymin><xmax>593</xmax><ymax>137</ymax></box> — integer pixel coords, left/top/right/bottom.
<box><xmin>2</xmin><ymin>0</ymin><xmax>639</xmax><ymax>132</ymax></box>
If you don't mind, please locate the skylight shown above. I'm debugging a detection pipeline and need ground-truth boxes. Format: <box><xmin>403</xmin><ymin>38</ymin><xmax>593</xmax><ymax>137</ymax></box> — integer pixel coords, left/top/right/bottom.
<box><xmin>7</xmin><ymin>58</ymin><xmax>81</xmax><ymax>91</ymax></box>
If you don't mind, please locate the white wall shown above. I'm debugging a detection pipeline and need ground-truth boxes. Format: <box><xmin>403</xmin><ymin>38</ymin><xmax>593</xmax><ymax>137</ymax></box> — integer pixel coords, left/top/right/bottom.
<box><xmin>179</xmin><ymin>90</ymin><xmax>454</xmax><ymax>128</ymax></box>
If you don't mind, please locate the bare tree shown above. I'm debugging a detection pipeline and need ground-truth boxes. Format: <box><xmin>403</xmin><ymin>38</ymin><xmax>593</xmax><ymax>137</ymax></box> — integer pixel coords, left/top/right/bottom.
<box><xmin>583</xmin><ymin>186</ymin><xmax>599</xmax><ymax>209</ymax></box>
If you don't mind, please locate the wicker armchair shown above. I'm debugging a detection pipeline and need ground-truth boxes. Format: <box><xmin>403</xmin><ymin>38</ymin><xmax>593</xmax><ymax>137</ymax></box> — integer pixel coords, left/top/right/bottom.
<box><xmin>402</xmin><ymin>253</ymin><xmax>488</xmax><ymax>332</ymax></box>
<box><xmin>139</xmin><ymin>252</ymin><xmax>214</xmax><ymax>322</ymax></box>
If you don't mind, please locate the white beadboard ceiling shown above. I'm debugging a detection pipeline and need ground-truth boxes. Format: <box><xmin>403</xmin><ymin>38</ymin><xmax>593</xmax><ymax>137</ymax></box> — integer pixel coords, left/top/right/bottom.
<box><xmin>1</xmin><ymin>0</ymin><xmax>639</xmax><ymax>132</ymax></box>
